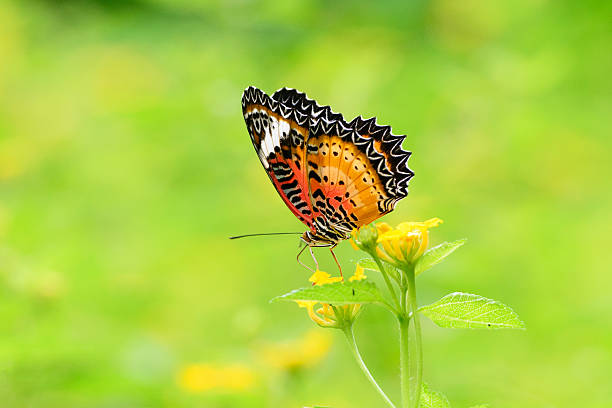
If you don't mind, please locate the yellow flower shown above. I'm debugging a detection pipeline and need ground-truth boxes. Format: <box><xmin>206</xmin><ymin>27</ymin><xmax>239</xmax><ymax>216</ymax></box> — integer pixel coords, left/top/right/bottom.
<box><xmin>376</xmin><ymin>218</ymin><xmax>443</xmax><ymax>266</ymax></box>
<box><xmin>257</xmin><ymin>329</ymin><xmax>332</xmax><ymax>371</ymax></box>
<box><xmin>296</xmin><ymin>266</ymin><xmax>365</xmax><ymax>329</ymax></box>
<box><xmin>177</xmin><ymin>363</ymin><xmax>256</xmax><ymax>393</ymax></box>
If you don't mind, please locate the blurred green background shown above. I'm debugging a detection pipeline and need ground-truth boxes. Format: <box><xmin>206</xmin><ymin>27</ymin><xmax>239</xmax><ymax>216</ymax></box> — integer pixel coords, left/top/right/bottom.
<box><xmin>1</xmin><ymin>0</ymin><xmax>611</xmax><ymax>407</ymax></box>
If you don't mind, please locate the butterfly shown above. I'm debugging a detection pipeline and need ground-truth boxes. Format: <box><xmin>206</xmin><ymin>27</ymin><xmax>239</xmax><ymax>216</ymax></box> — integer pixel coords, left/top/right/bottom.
<box><xmin>241</xmin><ymin>86</ymin><xmax>413</xmax><ymax>264</ymax></box>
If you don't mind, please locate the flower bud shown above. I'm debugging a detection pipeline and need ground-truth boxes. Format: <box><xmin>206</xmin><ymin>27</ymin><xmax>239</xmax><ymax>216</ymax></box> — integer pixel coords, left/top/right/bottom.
<box><xmin>376</xmin><ymin>218</ymin><xmax>443</xmax><ymax>267</ymax></box>
<box><xmin>350</xmin><ymin>224</ymin><xmax>379</xmax><ymax>252</ymax></box>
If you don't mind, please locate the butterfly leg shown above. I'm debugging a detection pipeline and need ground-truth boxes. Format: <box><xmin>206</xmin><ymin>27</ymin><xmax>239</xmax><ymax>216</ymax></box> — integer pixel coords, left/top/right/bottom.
<box><xmin>330</xmin><ymin>245</ymin><xmax>343</xmax><ymax>278</ymax></box>
<box><xmin>309</xmin><ymin>247</ymin><xmax>320</xmax><ymax>270</ymax></box>
<box><xmin>296</xmin><ymin>244</ymin><xmax>315</xmax><ymax>273</ymax></box>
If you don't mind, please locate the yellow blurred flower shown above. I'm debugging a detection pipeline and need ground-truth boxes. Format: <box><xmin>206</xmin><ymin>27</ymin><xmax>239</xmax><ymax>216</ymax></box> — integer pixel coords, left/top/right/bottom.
<box><xmin>177</xmin><ymin>363</ymin><xmax>256</xmax><ymax>393</ymax></box>
<box><xmin>296</xmin><ymin>267</ymin><xmax>365</xmax><ymax>329</ymax></box>
<box><xmin>258</xmin><ymin>329</ymin><xmax>332</xmax><ymax>371</ymax></box>
<box><xmin>375</xmin><ymin>218</ymin><xmax>443</xmax><ymax>266</ymax></box>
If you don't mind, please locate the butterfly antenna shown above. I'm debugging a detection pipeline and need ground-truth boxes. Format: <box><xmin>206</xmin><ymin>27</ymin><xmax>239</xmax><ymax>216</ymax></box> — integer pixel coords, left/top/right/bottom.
<box><xmin>229</xmin><ymin>232</ymin><xmax>302</xmax><ymax>240</ymax></box>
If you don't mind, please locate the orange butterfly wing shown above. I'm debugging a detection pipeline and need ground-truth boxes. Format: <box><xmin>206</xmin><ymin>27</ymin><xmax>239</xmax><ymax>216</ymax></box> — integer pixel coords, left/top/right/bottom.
<box><xmin>304</xmin><ymin>116</ymin><xmax>413</xmax><ymax>243</ymax></box>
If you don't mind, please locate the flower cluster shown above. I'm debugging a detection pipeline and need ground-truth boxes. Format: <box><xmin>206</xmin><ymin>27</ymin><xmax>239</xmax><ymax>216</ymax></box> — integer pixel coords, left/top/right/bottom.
<box><xmin>295</xmin><ymin>265</ymin><xmax>367</xmax><ymax>329</ymax></box>
<box><xmin>353</xmin><ymin>218</ymin><xmax>443</xmax><ymax>267</ymax></box>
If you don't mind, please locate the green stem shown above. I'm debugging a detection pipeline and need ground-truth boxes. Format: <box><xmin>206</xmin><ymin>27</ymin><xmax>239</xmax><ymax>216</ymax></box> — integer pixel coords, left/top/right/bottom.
<box><xmin>398</xmin><ymin>314</ymin><xmax>410</xmax><ymax>408</ymax></box>
<box><xmin>371</xmin><ymin>254</ymin><xmax>401</xmax><ymax>311</ymax></box>
<box><xmin>406</xmin><ymin>267</ymin><xmax>423</xmax><ymax>408</ymax></box>
<box><xmin>343</xmin><ymin>326</ymin><xmax>397</xmax><ymax>408</ymax></box>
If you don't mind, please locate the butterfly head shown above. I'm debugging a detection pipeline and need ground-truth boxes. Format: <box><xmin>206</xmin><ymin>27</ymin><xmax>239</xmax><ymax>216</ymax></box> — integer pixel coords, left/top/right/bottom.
<box><xmin>301</xmin><ymin>228</ymin><xmax>349</xmax><ymax>248</ymax></box>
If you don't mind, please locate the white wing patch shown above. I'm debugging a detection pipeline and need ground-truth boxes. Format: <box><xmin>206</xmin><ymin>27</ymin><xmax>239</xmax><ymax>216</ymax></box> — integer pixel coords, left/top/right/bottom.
<box><xmin>244</xmin><ymin>100</ymin><xmax>305</xmax><ymax>173</ymax></box>
<box><xmin>245</xmin><ymin>108</ymin><xmax>292</xmax><ymax>170</ymax></box>
<box><xmin>278</xmin><ymin>118</ymin><xmax>290</xmax><ymax>142</ymax></box>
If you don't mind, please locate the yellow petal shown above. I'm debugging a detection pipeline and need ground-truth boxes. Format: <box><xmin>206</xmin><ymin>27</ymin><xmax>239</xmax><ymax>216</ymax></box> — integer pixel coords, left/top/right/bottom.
<box><xmin>309</xmin><ymin>270</ymin><xmax>341</xmax><ymax>285</ymax></box>
<box><xmin>376</xmin><ymin>246</ymin><xmax>394</xmax><ymax>264</ymax></box>
<box><xmin>377</xmin><ymin>229</ymin><xmax>404</xmax><ymax>243</ymax></box>
<box><xmin>319</xmin><ymin>303</ymin><xmax>335</xmax><ymax>318</ymax></box>
<box><xmin>349</xmin><ymin>264</ymin><xmax>367</xmax><ymax>281</ymax></box>
<box><xmin>392</xmin><ymin>239</ymin><xmax>406</xmax><ymax>262</ymax></box>
<box><xmin>413</xmin><ymin>230</ymin><xmax>429</xmax><ymax>261</ymax></box>
<box><xmin>296</xmin><ymin>300</ymin><xmax>317</xmax><ymax>309</ymax></box>
<box><xmin>297</xmin><ymin>301</ymin><xmax>332</xmax><ymax>326</ymax></box>
<box><xmin>396</xmin><ymin>218</ymin><xmax>443</xmax><ymax>234</ymax></box>
<box><xmin>381</xmin><ymin>238</ymin><xmax>395</xmax><ymax>258</ymax></box>
<box><xmin>396</xmin><ymin>221</ymin><xmax>419</xmax><ymax>233</ymax></box>
<box><xmin>424</xmin><ymin>218</ymin><xmax>443</xmax><ymax>228</ymax></box>
<box><xmin>314</xmin><ymin>304</ymin><xmax>336</xmax><ymax>325</ymax></box>
<box><xmin>375</xmin><ymin>222</ymin><xmax>393</xmax><ymax>234</ymax></box>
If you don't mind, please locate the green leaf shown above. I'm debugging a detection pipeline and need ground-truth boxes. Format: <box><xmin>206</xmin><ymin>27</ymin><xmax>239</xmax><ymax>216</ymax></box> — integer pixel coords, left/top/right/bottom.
<box><xmin>356</xmin><ymin>257</ymin><xmax>380</xmax><ymax>271</ymax></box>
<box><xmin>468</xmin><ymin>405</ymin><xmax>490</xmax><ymax>408</ymax></box>
<box><xmin>415</xmin><ymin>239</ymin><xmax>466</xmax><ymax>275</ymax></box>
<box><xmin>419</xmin><ymin>292</ymin><xmax>526</xmax><ymax>329</ymax></box>
<box><xmin>420</xmin><ymin>383</ymin><xmax>451</xmax><ymax>408</ymax></box>
<box><xmin>272</xmin><ymin>281</ymin><xmax>386</xmax><ymax>305</ymax></box>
